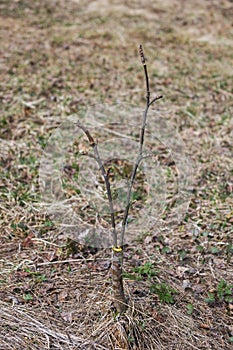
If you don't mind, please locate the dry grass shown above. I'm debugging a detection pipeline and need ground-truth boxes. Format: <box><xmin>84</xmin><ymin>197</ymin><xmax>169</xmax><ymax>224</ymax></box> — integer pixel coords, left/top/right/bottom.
<box><xmin>0</xmin><ymin>268</ymin><xmax>232</xmax><ymax>349</ymax></box>
<box><xmin>0</xmin><ymin>0</ymin><xmax>232</xmax><ymax>349</ymax></box>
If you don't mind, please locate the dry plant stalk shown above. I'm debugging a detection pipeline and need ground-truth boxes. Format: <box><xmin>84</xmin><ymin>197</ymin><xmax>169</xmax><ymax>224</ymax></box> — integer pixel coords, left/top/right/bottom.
<box><xmin>76</xmin><ymin>45</ymin><xmax>162</xmax><ymax>313</ymax></box>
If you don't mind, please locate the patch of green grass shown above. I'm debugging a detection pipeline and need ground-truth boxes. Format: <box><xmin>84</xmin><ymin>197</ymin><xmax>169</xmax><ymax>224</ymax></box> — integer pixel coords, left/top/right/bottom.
<box><xmin>133</xmin><ymin>261</ymin><xmax>158</xmax><ymax>280</ymax></box>
<box><xmin>210</xmin><ymin>246</ymin><xmax>219</xmax><ymax>255</ymax></box>
<box><xmin>217</xmin><ymin>280</ymin><xmax>233</xmax><ymax>303</ymax></box>
<box><xmin>43</xmin><ymin>219</ymin><xmax>54</xmax><ymax>227</ymax></box>
<box><xmin>186</xmin><ymin>303</ymin><xmax>194</xmax><ymax>315</ymax></box>
<box><xmin>23</xmin><ymin>267</ymin><xmax>47</xmax><ymax>283</ymax></box>
<box><xmin>123</xmin><ymin>261</ymin><xmax>158</xmax><ymax>282</ymax></box>
<box><xmin>205</xmin><ymin>280</ymin><xmax>233</xmax><ymax>305</ymax></box>
<box><xmin>205</xmin><ymin>292</ymin><xmax>217</xmax><ymax>304</ymax></box>
<box><xmin>23</xmin><ymin>292</ymin><xmax>33</xmax><ymax>301</ymax></box>
<box><xmin>178</xmin><ymin>249</ymin><xmax>189</xmax><ymax>261</ymax></box>
<box><xmin>11</xmin><ymin>185</ymin><xmax>37</xmax><ymax>206</ymax></box>
<box><xmin>150</xmin><ymin>283</ymin><xmax>177</xmax><ymax>304</ymax></box>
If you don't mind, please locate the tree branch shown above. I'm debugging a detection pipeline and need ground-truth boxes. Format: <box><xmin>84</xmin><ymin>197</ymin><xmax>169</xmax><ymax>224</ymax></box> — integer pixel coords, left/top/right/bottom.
<box><xmin>120</xmin><ymin>45</ymin><xmax>162</xmax><ymax>246</ymax></box>
<box><xmin>76</xmin><ymin>121</ymin><xmax>118</xmax><ymax>247</ymax></box>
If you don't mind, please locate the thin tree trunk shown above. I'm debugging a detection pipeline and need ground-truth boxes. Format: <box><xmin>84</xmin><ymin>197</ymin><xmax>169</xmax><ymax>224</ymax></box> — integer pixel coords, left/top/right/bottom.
<box><xmin>111</xmin><ymin>249</ymin><xmax>127</xmax><ymax>313</ymax></box>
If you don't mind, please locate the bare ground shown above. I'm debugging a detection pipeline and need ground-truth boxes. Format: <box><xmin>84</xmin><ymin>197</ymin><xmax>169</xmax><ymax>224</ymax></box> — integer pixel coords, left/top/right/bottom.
<box><xmin>0</xmin><ymin>0</ymin><xmax>233</xmax><ymax>349</ymax></box>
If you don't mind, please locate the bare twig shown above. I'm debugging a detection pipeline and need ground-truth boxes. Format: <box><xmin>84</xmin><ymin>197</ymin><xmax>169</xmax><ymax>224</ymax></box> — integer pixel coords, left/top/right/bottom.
<box><xmin>120</xmin><ymin>44</ymin><xmax>162</xmax><ymax>246</ymax></box>
<box><xmin>76</xmin><ymin>121</ymin><xmax>117</xmax><ymax>247</ymax></box>
<box><xmin>149</xmin><ymin>94</ymin><xmax>163</xmax><ymax>106</ymax></box>
<box><xmin>139</xmin><ymin>44</ymin><xmax>150</xmax><ymax>105</ymax></box>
